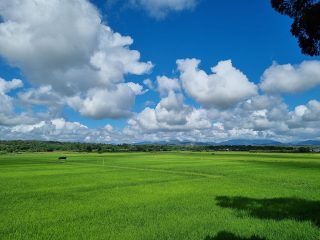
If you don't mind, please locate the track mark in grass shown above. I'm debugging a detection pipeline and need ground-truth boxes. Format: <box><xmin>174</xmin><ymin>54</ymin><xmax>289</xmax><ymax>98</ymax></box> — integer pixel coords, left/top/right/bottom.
<box><xmin>216</xmin><ymin>196</ymin><xmax>320</xmax><ymax>227</ymax></box>
<box><xmin>69</xmin><ymin>161</ymin><xmax>222</xmax><ymax>179</ymax></box>
<box><xmin>1</xmin><ymin>177</ymin><xmax>196</xmax><ymax>198</ymax></box>
<box><xmin>100</xmin><ymin>164</ymin><xmax>223</xmax><ymax>179</ymax></box>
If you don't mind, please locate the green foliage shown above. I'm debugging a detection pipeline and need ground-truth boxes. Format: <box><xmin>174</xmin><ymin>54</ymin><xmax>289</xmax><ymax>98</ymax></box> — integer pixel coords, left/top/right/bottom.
<box><xmin>271</xmin><ymin>0</ymin><xmax>320</xmax><ymax>56</ymax></box>
<box><xmin>298</xmin><ymin>146</ymin><xmax>311</xmax><ymax>152</ymax></box>
<box><xmin>0</xmin><ymin>152</ymin><xmax>319</xmax><ymax>239</ymax></box>
<box><xmin>0</xmin><ymin>140</ymin><xmax>311</xmax><ymax>153</ymax></box>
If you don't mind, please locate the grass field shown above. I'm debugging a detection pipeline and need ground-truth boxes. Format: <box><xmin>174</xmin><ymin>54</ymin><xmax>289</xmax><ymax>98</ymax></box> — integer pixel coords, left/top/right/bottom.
<box><xmin>0</xmin><ymin>152</ymin><xmax>319</xmax><ymax>240</ymax></box>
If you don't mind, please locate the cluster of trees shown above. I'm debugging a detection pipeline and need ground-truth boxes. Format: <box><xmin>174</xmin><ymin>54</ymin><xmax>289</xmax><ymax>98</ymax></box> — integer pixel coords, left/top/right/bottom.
<box><xmin>0</xmin><ymin>140</ymin><xmax>313</xmax><ymax>153</ymax></box>
<box><xmin>271</xmin><ymin>0</ymin><xmax>320</xmax><ymax>56</ymax></box>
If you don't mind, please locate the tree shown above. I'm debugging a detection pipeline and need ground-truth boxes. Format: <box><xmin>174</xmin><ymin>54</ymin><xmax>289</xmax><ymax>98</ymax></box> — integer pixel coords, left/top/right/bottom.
<box><xmin>86</xmin><ymin>145</ymin><xmax>93</xmax><ymax>152</ymax></box>
<box><xmin>298</xmin><ymin>146</ymin><xmax>311</xmax><ymax>152</ymax></box>
<box><xmin>271</xmin><ymin>0</ymin><xmax>320</xmax><ymax>56</ymax></box>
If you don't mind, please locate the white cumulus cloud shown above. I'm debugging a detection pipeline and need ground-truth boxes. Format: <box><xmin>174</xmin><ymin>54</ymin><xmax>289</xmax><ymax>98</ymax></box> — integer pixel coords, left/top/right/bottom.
<box><xmin>0</xmin><ymin>0</ymin><xmax>152</xmax><ymax>119</ymax></box>
<box><xmin>260</xmin><ymin>61</ymin><xmax>320</xmax><ymax>93</ymax></box>
<box><xmin>0</xmin><ymin>78</ymin><xmax>23</xmax><ymax>93</ymax></box>
<box><xmin>67</xmin><ymin>84</ymin><xmax>137</xmax><ymax>119</ymax></box>
<box><xmin>177</xmin><ymin>58</ymin><xmax>258</xmax><ymax>109</ymax></box>
<box><xmin>127</xmin><ymin>76</ymin><xmax>211</xmax><ymax>133</ymax></box>
<box><xmin>0</xmin><ymin>77</ymin><xmax>37</xmax><ymax>126</ymax></box>
<box><xmin>157</xmin><ymin>76</ymin><xmax>181</xmax><ymax>96</ymax></box>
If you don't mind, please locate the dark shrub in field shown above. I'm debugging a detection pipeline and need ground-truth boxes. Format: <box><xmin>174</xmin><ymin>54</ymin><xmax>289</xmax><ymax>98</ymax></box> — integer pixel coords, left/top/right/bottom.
<box><xmin>204</xmin><ymin>231</ymin><xmax>266</xmax><ymax>240</ymax></box>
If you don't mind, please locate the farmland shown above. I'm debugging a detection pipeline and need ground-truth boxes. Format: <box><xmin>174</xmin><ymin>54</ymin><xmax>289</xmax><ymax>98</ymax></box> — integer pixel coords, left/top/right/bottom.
<box><xmin>0</xmin><ymin>152</ymin><xmax>319</xmax><ymax>240</ymax></box>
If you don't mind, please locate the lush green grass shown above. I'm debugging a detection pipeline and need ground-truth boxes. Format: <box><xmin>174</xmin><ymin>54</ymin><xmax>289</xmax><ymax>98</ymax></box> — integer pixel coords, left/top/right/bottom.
<box><xmin>0</xmin><ymin>152</ymin><xmax>319</xmax><ymax>240</ymax></box>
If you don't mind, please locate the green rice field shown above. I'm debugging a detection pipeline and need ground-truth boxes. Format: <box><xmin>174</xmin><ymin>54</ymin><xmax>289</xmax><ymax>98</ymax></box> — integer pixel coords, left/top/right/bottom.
<box><xmin>0</xmin><ymin>152</ymin><xmax>319</xmax><ymax>240</ymax></box>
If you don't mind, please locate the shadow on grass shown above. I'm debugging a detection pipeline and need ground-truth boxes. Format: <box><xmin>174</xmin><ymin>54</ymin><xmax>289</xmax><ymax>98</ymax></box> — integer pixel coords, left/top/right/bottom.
<box><xmin>216</xmin><ymin>196</ymin><xmax>320</xmax><ymax>227</ymax></box>
<box><xmin>204</xmin><ymin>231</ymin><xmax>266</xmax><ymax>240</ymax></box>
<box><xmin>243</xmin><ymin>160</ymin><xmax>320</xmax><ymax>169</ymax></box>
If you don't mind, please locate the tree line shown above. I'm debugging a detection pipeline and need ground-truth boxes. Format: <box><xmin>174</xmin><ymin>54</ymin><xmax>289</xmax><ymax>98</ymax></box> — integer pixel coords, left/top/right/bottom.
<box><xmin>0</xmin><ymin>140</ymin><xmax>313</xmax><ymax>153</ymax></box>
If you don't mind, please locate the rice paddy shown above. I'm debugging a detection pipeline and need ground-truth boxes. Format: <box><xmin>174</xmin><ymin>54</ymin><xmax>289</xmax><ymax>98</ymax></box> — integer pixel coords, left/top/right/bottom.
<box><xmin>0</xmin><ymin>151</ymin><xmax>319</xmax><ymax>240</ymax></box>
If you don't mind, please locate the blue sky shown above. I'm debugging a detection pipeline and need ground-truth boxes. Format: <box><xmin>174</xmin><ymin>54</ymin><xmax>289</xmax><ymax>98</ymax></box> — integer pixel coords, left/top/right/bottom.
<box><xmin>103</xmin><ymin>0</ymin><xmax>318</xmax><ymax>104</ymax></box>
<box><xmin>0</xmin><ymin>0</ymin><xmax>319</xmax><ymax>143</ymax></box>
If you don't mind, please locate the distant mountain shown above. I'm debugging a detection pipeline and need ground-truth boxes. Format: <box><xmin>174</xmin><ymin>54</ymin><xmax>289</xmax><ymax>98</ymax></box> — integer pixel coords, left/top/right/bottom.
<box><xmin>137</xmin><ymin>139</ymin><xmax>284</xmax><ymax>146</ymax></box>
<box><xmin>136</xmin><ymin>139</ymin><xmax>320</xmax><ymax>146</ymax></box>
<box><xmin>217</xmin><ymin>139</ymin><xmax>283</xmax><ymax>146</ymax></box>
<box><xmin>290</xmin><ymin>140</ymin><xmax>320</xmax><ymax>146</ymax></box>
<box><xmin>136</xmin><ymin>140</ymin><xmax>212</xmax><ymax>146</ymax></box>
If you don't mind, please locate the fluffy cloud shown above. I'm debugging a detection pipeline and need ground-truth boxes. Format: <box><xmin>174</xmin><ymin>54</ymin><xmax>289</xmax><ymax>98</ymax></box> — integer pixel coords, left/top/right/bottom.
<box><xmin>8</xmin><ymin>118</ymin><xmax>89</xmax><ymax>141</ymax></box>
<box><xmin>217</xmin><ymin>95</ymin><xmax>289</xmax><ymax>134</ymax></box>
<box><xmin>276</xmin><ymin>100</ymin><xmax>320</xmax><ymax>139</ymax></box>
<box><xmin>0</xmin><ymin>117</ymin><xmax>133</xmax><ymax>143</ymax></box>
<box><xmin>0</xmin><ymin>0</ymin><xmax>319</xmax><ymax>143</ymax></box>
<box><xmin>18</xmin><ymin>86</ymin><xmax>62</xmax><ymax>106</ymax></box>
<box><xmin>0</xmin><ymin>78</ymin><xmax>23</xmax><ymax>93</ymax></box>
<box><xmin>0</xmin><ymin>78</ymin><xmax>21</xmax><ymax>125</ymax></box>
<box><xmin>177</xmin><ymin>58</ymin><xmax>258</xmax><ymax>109</ymax></box>
<box><xmin>123</xmin><ymin>91</ymin><xmax>320</xmax><ymax>143</ymax></box>
<box><xmin>299</xmin><ymin>100</ymin><xmax>320</xmax><ymax>121</ymax></box>
<box><xmin>127</xmin><ymin>78</ymin><xmax>211</xmax><ymax>133</ymax></box>
<box><xmin>2</xmin><ymin>95</ymin><xmax>320</xmax><ymax>143</ymax></box>
<box><xmin>18</xmin><ymin>85</ymin><xmax>62</xmax><ymax>112</ymax></box>
<box><xmin>123</xmin><ymin>60</ymin><xmax>320</xmax><ymax>142</ymax></box>
<box><xmin>0</xmin><ymin>77</ymin><xmax>37</xmax><ymax>126</ymax></box>
<box><xmin>129</xmin><ymin>0</ymin><xmax>197</xmax><ymax>19</ymax></box>
<box><xmin>289</xmin><ymin>100</ymin><xmax>320</xmax><ymax>125</ymax></box>
<box><xmin>127</xmin><ymin>104</ymin><xmax>211</xmax><ymax>133</ymax></box>
<box><xmin>260</xmin><ymin>61</ymin><xmax>320</xmax><ymax>93</ymax></box>
<box><xmin>0</xmin><ymin>0</ymin><xmax>152</xmax><ymax>119</ymax></box>
<box><xmin>157</xmin><ymin>76</ymin><xmax>180</xmax><ymax>96</ymax></box>
<box><xmin>67</xmin><ymin>84</ymin><xmax>137</xmax><ymax>119</ymax></box>
<box><xmin>2</xmin><ymin>118</ymin><xmax>117</xmax><ymax>142</ymax></box>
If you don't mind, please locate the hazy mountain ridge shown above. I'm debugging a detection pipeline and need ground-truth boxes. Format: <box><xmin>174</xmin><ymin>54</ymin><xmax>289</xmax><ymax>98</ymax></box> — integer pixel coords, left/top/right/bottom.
<box><xmin>137</xmin><ymin>139</ymin><xmax>320</xmax><ymax>146</ymax></box>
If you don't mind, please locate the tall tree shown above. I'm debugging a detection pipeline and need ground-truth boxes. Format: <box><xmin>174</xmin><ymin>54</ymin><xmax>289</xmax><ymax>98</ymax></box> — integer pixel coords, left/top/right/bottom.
<box><xmin>271</xmin><ymin>0</ymin><xmax>320</xmax><ymax>56</ymax></box>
